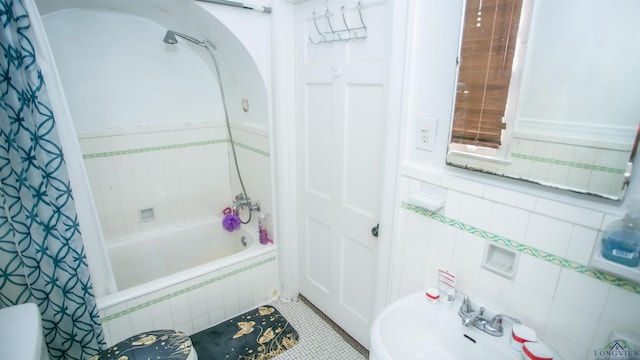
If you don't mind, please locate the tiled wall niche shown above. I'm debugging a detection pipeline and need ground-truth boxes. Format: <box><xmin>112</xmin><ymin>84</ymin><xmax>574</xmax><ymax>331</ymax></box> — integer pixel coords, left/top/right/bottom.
<box><xmin>395</xmin><ymin>170</ymin><xmax>640</xmax><ymax>359</ymax></box>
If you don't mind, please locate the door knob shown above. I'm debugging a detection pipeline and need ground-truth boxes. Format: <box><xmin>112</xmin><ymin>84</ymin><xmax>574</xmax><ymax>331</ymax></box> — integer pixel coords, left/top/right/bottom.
<box><xmin>371</xmin><ymin>224</ymin><xmax>379</xmax><ymax>237</ymax></box>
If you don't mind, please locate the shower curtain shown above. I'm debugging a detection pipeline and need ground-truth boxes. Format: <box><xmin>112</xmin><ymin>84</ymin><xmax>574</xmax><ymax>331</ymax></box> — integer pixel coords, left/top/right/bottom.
<box><xmin>0</xmin><ymin>0</ymin><xmax>105</xmax><ymax>359</ymax></box>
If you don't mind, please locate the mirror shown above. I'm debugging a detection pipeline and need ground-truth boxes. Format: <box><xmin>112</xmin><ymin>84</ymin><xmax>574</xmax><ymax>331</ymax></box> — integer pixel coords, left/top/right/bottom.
<box><xmin>446</xmin><ymin>0</ymin><xmax>640</xmax><ymax>200</ymax></box>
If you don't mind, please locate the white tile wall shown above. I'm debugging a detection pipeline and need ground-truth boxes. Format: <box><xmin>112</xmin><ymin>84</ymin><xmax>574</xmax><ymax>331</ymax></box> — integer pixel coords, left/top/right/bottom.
<box><xmin>524</xmin><ymin>214</ymin><xmax>573</xmax><ymax>256</ymax></box>
<box><xmin>396</xmin><ymin>174</ymin><xmax>640</xmax><ymax>359</ymax></box>
<box><xmin>80</xmin><ymin>123</ymin><xmax>237</xmax><ymax>242</ymax></box>
<box><xmin>566</xmin><ymin>225</ymin><xmax>599</xmax><ymax>265</ymax></box>
<box><xmin>554</xmin><ymin>270</ymin><xmax>609</xmax><ymax>316</ymax></box>
<box><xmin>488</xmin><ymin>203</ymin><xmax>530</xmax><ymax>243</ymax></box>
<box><xmin>514</xmin><ymin>255</ymin><xmax>561</xmax><ymax>298</ymax></box>
<box><xmin>523</xmin><ymin>137</ymin><xmax>630</xmax><ymax>197</ymax></box>
<box><xmin>449</xmin><ymin>135</ymin><xmax>630</xmax><ymax>198</ymax></box>
<box><xmin>509</xmin><ymin>282</ymin><xmax>552</xmax><ymax>334</ymax></box>
<box><xmin>458</xmin><ymin>194</ymin><xmax>493</xmax><ymax>230</ymax></box>
<box><xmin>229</xmin><ymin>124</ymin><xmax>272</xmax><ymax>215</ymax></box>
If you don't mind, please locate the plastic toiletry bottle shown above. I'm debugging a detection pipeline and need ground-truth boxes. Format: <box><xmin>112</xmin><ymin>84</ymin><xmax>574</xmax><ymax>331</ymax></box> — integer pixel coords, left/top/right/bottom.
<box><xmin>601</xmin><ymin>206</ymin><xmax>640</xmax><ymax>267</ymax></box>
<box><xmin>259</xmin><ymin>212</ymin><xmax>273</xmax><ymax>245</ymax></box>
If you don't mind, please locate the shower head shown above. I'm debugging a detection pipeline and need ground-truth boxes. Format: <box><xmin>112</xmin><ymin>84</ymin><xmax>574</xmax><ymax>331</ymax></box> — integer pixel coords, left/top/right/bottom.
<box><xmin>163</xmin><ymin>30</ymin><xmax>216</xmax><ymax>50</ymax></box>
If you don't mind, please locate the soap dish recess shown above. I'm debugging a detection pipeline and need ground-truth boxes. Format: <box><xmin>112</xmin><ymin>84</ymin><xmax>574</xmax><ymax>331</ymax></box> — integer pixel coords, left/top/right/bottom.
<box><xmin>482</xmin><ymin>243</ymin><xmax>519</xmax><ymax>279</ymax></box>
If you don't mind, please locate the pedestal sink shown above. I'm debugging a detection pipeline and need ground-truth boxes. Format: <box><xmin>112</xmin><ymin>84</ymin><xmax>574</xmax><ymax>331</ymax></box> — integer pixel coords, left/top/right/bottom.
<box><xmin>370</xmin><ymin>292</ymin><xmax>560</xmax><ymax>360</ymax></box>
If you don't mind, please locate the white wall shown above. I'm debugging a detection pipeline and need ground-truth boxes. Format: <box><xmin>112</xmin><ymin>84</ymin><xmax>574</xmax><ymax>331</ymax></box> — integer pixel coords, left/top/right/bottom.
<box><xmin>196</xmin><ymin>0</ymin><xmax>273</xmax><ymax>130</ymax></box>
<box><xmin>385</xmin><ymin>0</ymin><xmax>640</xmax><ymax>359</ymax></box>
<box><xmin>516</xmin><ymin>0</ymin><xmax>640</xmax><ymax>136</ymax></box>
<box><xmin>196</xmin><ymin>0</ymin><xmax>272</xmax><ymax>92</ymax></box>
<box><xmin>42</xmin><ymin>7</ymin><xmax>223</xmax><ymax>131</ymax></box>
<box><xmin>38</xmin><ymin>0</ymin><xmax>270</xmax><ymax>129</ymax></box>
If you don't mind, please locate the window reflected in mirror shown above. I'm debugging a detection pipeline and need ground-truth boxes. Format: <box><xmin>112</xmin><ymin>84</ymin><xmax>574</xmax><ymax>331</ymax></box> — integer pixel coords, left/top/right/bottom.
<box><xmin>447</xmin><ymin>0</ymin><xmax>640</xmax><ymax>200</ymax></box>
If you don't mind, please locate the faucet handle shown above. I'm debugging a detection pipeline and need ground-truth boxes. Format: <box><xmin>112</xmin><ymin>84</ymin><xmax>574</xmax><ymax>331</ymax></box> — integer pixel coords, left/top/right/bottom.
<box><xmin>459</xmin><ymin>292</ymin><xmax>473</xmax><ymax>313</ymax></box>
<box><xmin>490</xmin><ymin>313</ymin><xmax>521</xmax><ymax>328</ymax></box>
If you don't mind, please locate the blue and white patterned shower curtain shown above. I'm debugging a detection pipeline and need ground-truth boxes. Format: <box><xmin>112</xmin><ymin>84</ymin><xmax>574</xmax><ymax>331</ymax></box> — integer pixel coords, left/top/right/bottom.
<box><xmin>0</xmin><ymin>1</ymin><xmax>105</xmax><ymax>359</ymax></box>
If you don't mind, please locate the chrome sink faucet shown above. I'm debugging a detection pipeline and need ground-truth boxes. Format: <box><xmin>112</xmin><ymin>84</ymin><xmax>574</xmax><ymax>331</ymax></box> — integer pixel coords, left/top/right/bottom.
<box><xmin>458</xmin><ymin>293</ymin><xmax>520</xmax><ymax>337</ymax></box>
<box><xmin>461</xmin><ymin>309</ymin><xmax>481</xmax><ymax>327</ymax></box>
<box><xmin>459</xmin><ymin>293</ymin><xmax>479</xmax><ymax>326</ymax></box>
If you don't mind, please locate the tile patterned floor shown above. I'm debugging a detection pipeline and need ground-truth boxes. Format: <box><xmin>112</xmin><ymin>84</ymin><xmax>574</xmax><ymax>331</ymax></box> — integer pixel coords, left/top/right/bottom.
<box><xmin>271</xmin><ymin>296</ymin><xmax>368</xmax><ymax>360</ymax></box>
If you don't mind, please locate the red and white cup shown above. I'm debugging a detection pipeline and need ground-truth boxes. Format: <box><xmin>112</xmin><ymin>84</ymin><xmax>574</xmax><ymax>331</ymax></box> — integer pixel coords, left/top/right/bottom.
<box><xmin>425</xmin><ymin>288</ymin><xmax>440</xmax><ymax>304</ymax></box>
<box><xmin>522</xmin><ymin>342</ymin><xmax>553</xmax><ymax>360</ymax></box>
<box><xmin>510</xmin><ymin>324</ymin><xmax>537</xmax><ymax>350</ymax></box>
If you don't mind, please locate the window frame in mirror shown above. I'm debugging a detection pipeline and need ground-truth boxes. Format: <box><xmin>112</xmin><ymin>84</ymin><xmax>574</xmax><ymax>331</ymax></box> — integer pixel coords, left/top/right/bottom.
<box><xmin>449</xmin><ymin>0</ymin><xmax>532</xmax><ymax>163</ymax></box>
<box><xmin>446</xmin><ymin>0</ymin><xmax>637</xmax><ymax>200</ymax></box>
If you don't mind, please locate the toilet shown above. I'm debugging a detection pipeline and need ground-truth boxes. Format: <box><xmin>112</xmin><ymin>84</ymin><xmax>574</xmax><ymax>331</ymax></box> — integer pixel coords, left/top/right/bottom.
<box><xmin>92</xmin><ymin>330</ymin><xmax>198</xmax><ymax>360</ymax></box>
<box><xmin>0</xmin><ymin>303</ymin><xmax>197</xmax><ymax>360</ymax></box>
<box><xmin>0</xmin><ymin>303</ymin><xmax>49</xmax><ymax>360</ymax></box>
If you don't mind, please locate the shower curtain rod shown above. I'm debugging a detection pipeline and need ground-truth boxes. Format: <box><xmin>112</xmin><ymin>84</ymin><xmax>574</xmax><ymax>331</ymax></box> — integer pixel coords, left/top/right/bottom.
<box><xmin>197</xmin><ymin>0</ymin><xmax>272</xmax><ymax>14</ymax></box>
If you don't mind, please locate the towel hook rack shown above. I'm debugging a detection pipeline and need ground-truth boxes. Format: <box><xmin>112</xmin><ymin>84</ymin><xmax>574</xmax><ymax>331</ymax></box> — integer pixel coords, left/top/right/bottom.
<box><xmin>309</xmin><ymin>1</ymin><xmax>368</xmax><ymax>45</ymax></box>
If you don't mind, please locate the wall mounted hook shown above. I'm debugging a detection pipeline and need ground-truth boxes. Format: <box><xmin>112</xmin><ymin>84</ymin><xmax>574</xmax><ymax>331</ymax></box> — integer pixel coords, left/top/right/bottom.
<box><xmin>308</xmin><ymin>1</ymin><xmax>368</xmax><ymax>45</ymax></box>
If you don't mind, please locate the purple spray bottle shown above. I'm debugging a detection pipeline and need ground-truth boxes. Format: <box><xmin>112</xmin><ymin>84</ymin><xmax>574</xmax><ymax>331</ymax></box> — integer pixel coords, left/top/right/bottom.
<box><xmin>258</xmin><ymin>212</ymin><xmax>272</xmax><ymax>245</ymax></box>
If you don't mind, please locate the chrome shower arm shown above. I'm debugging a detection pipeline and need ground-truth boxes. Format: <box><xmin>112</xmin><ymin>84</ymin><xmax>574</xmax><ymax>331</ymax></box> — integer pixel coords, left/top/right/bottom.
<box><xmin>163</xmin><ymin>31</ymin><xmax>216</xmax><ymax>50</ymax></box>
<box><xmin>196</xmin><ymin>0</ymin><xmax>272</xmax><ymax>14</ymax></box>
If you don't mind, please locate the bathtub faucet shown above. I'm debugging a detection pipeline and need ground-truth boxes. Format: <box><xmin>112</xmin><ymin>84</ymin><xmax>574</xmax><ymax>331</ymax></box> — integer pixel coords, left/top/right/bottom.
<box><xmin>233</xmin><ymin>193</ymin><xmax>260</xmax><ymax>213</ymax></box>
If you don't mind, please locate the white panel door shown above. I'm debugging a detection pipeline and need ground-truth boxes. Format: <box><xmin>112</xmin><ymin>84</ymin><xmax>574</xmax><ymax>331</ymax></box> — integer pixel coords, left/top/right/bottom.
<box><xmin>295</xmin><ymin>0</ymin><xmax>389</xmax><ymax>348</ymax></box>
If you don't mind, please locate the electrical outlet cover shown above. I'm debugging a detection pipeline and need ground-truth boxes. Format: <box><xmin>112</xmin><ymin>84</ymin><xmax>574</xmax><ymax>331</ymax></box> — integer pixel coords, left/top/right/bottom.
<box><xmin>415</xmin><ymin>117</ymin><xmax>437</xmax><ymax>151</ymax></box>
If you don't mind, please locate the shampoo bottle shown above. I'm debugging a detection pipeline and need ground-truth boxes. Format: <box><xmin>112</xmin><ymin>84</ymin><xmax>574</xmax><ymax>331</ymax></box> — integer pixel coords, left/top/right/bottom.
<box><xmin>601</xmin><ymin>207</ymin><xmax>640</xmax><ymax>267</ymax></box>
<box><xmin>258</xmin><ymin>212</ymin><xmax>273</xmax><ymax>245</ymax></box>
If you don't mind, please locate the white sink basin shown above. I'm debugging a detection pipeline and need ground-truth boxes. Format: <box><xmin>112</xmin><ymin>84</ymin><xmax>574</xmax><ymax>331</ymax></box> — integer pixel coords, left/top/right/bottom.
<box><xmin>370</xmin><ymin>292</ymin><xmax>559</xmax><ymax>360</ymax></box>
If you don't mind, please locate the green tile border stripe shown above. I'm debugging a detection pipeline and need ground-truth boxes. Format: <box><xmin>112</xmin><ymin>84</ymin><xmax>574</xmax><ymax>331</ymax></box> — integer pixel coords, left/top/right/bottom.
<box><xmin>83</xmin><ymin>139</ymin><xmax>269</xmax><ymax>160</ymax></box>
<box><xmin>100</xmin><ymin>256</ymin><xmax>276</xmax><ymax>323</ymax></box>
<box><xmin>401</xmin><ymin>201</ymin><xmax>640</xmax><ymax>295</ymax></box>
<box><xmin>83</xmin><ymin>139</ymin><xmax>224</xmax><ymax>159</ymax></box>
<box><xmin>511</xmin><ymin>153</ymin><xmax>625</xmax><ymax>174</ymax></box>
<box><xmin>234</xmin><ymin>141</ymin><xmax>270</xmax><ymax>157</ymax></box>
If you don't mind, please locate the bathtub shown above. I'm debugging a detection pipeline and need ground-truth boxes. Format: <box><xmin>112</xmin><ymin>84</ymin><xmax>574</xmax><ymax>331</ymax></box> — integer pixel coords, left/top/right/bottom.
<box><xmin>107</xmin><ymin>219</ymin><xmax>253</xmax><ymax>291</ymax></box>
<box><xmin>95</xmin><ymin>218</ymin><xmax>278</xmax><ymax>346</ymax></box>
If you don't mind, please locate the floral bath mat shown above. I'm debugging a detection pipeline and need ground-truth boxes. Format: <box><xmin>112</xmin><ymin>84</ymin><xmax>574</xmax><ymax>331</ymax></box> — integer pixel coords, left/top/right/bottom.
<box><xmin>191</xmin><ymin>305</ymin><xmax>299</xmax><ymax>359</ymax></box>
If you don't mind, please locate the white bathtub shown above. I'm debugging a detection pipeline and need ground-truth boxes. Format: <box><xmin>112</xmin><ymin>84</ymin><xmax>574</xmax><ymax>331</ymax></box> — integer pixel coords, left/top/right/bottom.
<box><xmin>98</xmin><ymin>217</ymin><xmax>273</xmax><ymax>308</ymax></box>
<box><xmin>96</xmin><ymin>218</ymin><xmax>278</xmax><ymax>345</ymax></box>
<box><xmin>108</xmin><ymin>219</ymin><xmax>252</xmax><ymax>291</ymax></box>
